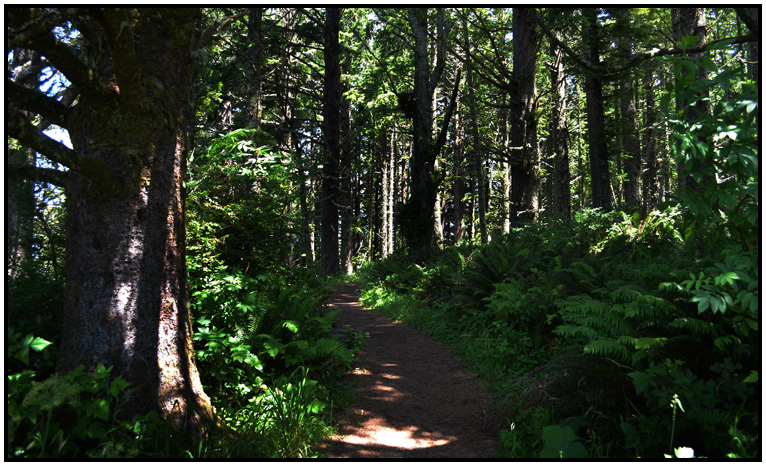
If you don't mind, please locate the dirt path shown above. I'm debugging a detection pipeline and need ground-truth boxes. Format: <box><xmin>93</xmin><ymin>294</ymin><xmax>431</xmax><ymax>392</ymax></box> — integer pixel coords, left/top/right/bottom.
<box><xmin>323</xmin><ymin>282</ymin><xmax>497</xmax><ymax>458</ymax></box>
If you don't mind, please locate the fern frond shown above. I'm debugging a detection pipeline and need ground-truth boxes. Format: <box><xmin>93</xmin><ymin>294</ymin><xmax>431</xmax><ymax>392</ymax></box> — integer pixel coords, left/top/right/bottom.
<box><xmin>697</xmin><ymin>408</ymin><xmax>732</xmax><ymax>427</ymax></box>
<box><xmin>670</xmin><ymin>317</ymin><xmax>716</xmax><ymax>338</ymax></box>
<box><xmin>713</xmin><ymin>334</ymin><xmax>742</xmax><ymax>352</ymax></box>
<box><xmin>299</xmin><ymin>337</ymin><xmax>353</xmax><ymax>366</ymax></box>
<box><xmin>555</xmin><ymin>324</ymin><xmax>603</xmax><ymax>341</ymax></box>
<box><xmin>584</xmin><ymin>339</ymin><xmax>631</xmax><ymax>362</ymax></box>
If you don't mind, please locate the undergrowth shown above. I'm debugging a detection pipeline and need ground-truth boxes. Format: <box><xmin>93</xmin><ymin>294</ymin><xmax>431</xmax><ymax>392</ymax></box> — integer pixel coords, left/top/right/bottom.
<box><xmin>356</xmin><ymin>206</ymin><xmax>759</xmax><ymax>459</ymax></box>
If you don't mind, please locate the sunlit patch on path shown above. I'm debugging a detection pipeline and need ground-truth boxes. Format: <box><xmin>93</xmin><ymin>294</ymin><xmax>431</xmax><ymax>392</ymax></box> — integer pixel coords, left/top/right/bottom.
<box><xmin>325</xmin><ymin>282</ymin><xmax>496</xmax><ymax>458</ymax></box>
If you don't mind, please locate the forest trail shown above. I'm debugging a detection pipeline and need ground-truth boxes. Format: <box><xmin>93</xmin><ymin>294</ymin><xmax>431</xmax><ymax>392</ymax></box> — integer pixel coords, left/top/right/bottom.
<box><xmin>323</xmin><ymin>282</ymin><xmax>497</xmax><ymax>458</ymax></box>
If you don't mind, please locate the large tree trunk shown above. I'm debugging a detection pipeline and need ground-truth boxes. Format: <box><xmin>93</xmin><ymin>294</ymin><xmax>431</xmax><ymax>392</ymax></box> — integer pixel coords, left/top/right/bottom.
<box><xmin>584</xmin><ymin>8</ymin><xmax>613</xmax><ymax>211</ymax></box>
<box><xmin>510</xmin><ymin>8</ymin><xmax>540</xmax><ymax>224</ymax></box>
<box><xmin>52</xmin><ymin>9</ymin><xmax>215</xmax><ymax>428</ymax></box>
<box><xmin>615</xmin><ymin>9</ymin><xmax>641</xmax><ymax>209</ymax></box>
<box><xmin>320</xmin><ymin>8</ymin><xmax>341</xmax><ymax>276</ymax></box>
<box><xmin>620</xmin><ymin>79</ymin><xmax>641</xmax><ymax>208</ymax></box>
<box><xmin>404</xmin><ymin>8</ymin><xmax>437</xmax><ymax>261</ymax></box>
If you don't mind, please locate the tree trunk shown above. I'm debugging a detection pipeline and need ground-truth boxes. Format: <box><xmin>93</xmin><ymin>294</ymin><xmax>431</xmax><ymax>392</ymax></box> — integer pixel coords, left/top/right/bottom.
<box><xmin>510</xmin><ymin>8</ymin><xmax>540</xmax><ymax>224</ymax></box>
<box><xmin>340</xmin><ymin>80</ymin><xmax>354</xmax><ymax>275</ymax></box>
<box><xmin>246</xmin><ymin>8</ymin><xmax>263</xmax><ymax>129</ymax></box>
<box><xmin>380</xmin><ymin>129</ymin><xmax>391</xmax><ymax>258</ymax></box>
<box><xmin>452</xmin><ymin>105</ymin><xmax>466</xmax><ymax>243</ymax></box>
<box><xmin>465</xmin><ymin>52</ymin><xmax>487</xmax><ymax>243</ymax></box>
<box><xmin>642</xmin><ymin>70</ymin><xmax>660</xmax><ymax>213</ymax></box>
<box><xmin>387</xmin><ymin>130</ymin><xmax>396</xmax><ymax>255</ymax></box>
<box><xmin>320</xmin><ymin>8</ymin><xmax>341</xmax><ymax>276</ymax></box>
<box><xmin>404</xmin><ymin>8</ymin><xmax>437</xmax><ymax>260</ymax></box>
<box><xmin>621</xmin><ymin>78</ymin><xmax>641</xmax><ymax>208</ymax></box>
<box><xmin>550</xmin><ymin>40</ymin><xmax>571</xmax><ymax>221</ymax></box>
<box><xmin>51</xmin><ymin>9</ymin><xmax>215</xmax><ymax>428</ymax></box>
<box><xmin>7</xmin><ymin>148</ymin><xmax>36</xmax><ymax>278</ymax></box>
<box><xmin>499</xmin><ymin>94</ymin><xmax>512</xmax><ymax>233</ymax></box>
<box><xmin>584</xmin><ymin>8</ymin><xmax>613</xmax><ymax>211</ymax></box>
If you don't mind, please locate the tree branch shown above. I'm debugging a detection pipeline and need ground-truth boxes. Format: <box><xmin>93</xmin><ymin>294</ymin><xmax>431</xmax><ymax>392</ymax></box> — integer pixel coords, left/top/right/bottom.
<box><xmin>96</xmin><ymin>8</ymin><xmax>145</xmax><ymax>108</ymax></box>
<box><xmin>30</xmin><ymin>31</ymin><xmax>106</xmax><ymax>98</ymax></box>
<box><xmin>7</xmin><ymin>163</ymin><xmax>71</xmax><ymax>188</ymax></box>
<box><xmin>432</xmin><ymin>67</ymin><xmax>462</xmax><ymax>160</ymax></box>
<box><xmin>7</xmin><ymin>8</ymin><xmax>66</xmax><ymax>50</ymax></box>
<box><xmin>194</xmin><ymin>10</ymin><xmax>246</xmax><ymax>50</ymax></box>
<box><xmin>7</xmin><ymin>108</ymin><xmax>89</xmax><ymax>174</ymax></box>
<box><xmin>534</xmin><ymin>8</ymin><xmax>757</xmax><ymax>77</ymax></box>
<box><xmin>7</xmin><ymin>79</ymin><xmax>70</xmax><ymax>128</ymax></box>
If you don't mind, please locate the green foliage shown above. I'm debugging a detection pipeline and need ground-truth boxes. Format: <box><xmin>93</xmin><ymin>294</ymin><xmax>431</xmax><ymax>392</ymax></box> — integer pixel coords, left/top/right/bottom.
<box><xmin>187</xmin><ymin>128</ymin><xmax>297</xmax><ymax>275</ymax></box>
<box><xmin>188</xmin><ymin>263</ymin><xmax>360</xmax><ymax>457</ymax></box>
<box><xmin>359</xmin><ymin>197</ymin><xmax>758</xmax><ymax>458</ymax></box>
<box><xmin>8</xmin><ymin>352</ymin><xmax>134</xmax><ymax>458</ymax></box>
<box><xmin>660</xmin><ymin>50</ymin><xmax>758</xmax><ymax>248</ymax></box>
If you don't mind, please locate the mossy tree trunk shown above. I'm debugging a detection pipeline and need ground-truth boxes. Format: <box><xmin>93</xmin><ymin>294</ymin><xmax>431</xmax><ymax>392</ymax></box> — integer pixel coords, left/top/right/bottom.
<box><xmin>7</xmin><ymin>8</ymin><xmax>216</xmax><ymax>429</ymax></box>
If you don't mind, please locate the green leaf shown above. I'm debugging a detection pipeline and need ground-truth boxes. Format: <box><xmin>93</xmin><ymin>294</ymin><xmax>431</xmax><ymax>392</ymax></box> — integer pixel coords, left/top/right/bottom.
<box><xmin>540</xmin><ymin>425</ymin><xmax>588</xmax><ymax>458</ymax></box>
<box><xmin>698</xmin><ymin>55</ymin><xmax>718</xmax><ymax>73</ymax></box>
<box><xmin>743</xmin><ymin>370</ymin><xmax>758</xmax><ymax>383</ymax></box>
<box><xmin>628</xmin><ymin>371</ymin><xmax>649</xmax><ymax>395</ymax></box>
<box><xmin>93</xmin><ymin>398</ymin><xmax>110</xmax><ymax>421</ymax></box>
<box><xmin>29</xmin><ymin>336</ymin><xmax>52</xmax><ymax>352</ymax></box>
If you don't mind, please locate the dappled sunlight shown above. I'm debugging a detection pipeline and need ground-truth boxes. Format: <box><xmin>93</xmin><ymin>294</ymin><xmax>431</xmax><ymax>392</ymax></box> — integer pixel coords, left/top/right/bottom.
<box><xmin>341</xmin><ymin>422</ymin><xmax>457</xmax><ymax>450</ymax></box>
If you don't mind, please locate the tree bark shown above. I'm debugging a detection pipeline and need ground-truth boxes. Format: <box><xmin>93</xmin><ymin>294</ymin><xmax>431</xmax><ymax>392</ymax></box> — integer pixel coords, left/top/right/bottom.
<box><xmin>18</xmin><ymin>9</ymin><xmax>219</xmax><ymax>428</ymax></box>
<box><xmin>320</xmin><ymin>8</ymin><xmax>341</xmax><ymax>276</ymax></box>
<box><xmin>404</xmin><ymin>8</ymin><xmax>437</xmax><ymax>260</ymax></box>
<box><xmin>465</xmin><ymin>50</ymin><xmax>487</xmax><ymax>243</ymax></box>
<box><xmin>498</xmin><ymin>94</ymin><xmax>512</xmax><ymax>233</ymax></box>
<box><xmin>510</xmin><ymin>8</ymin><xmax>540</xmax><ymax>224</ymax></box>
<box><xmin>403</xmin><ymin>8</ymin><xmax>458</xmax><ymax>261</ymax></box>
<box><xmin>614</xmin><ymin>9</ymin><xmax>641</xmax><ymax>209</ymax></box>
<box><xmin>7</xmin><ymin>148</ymin><xmax>36</xmax><ymax>278</ymax></box>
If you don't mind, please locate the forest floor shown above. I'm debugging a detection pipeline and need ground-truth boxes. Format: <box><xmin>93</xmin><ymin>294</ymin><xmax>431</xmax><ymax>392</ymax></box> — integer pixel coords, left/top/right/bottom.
<box><xmin>321</xmin><ymin>282</ymin><xmax>497</xmax><ymax>458</ymax></box>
